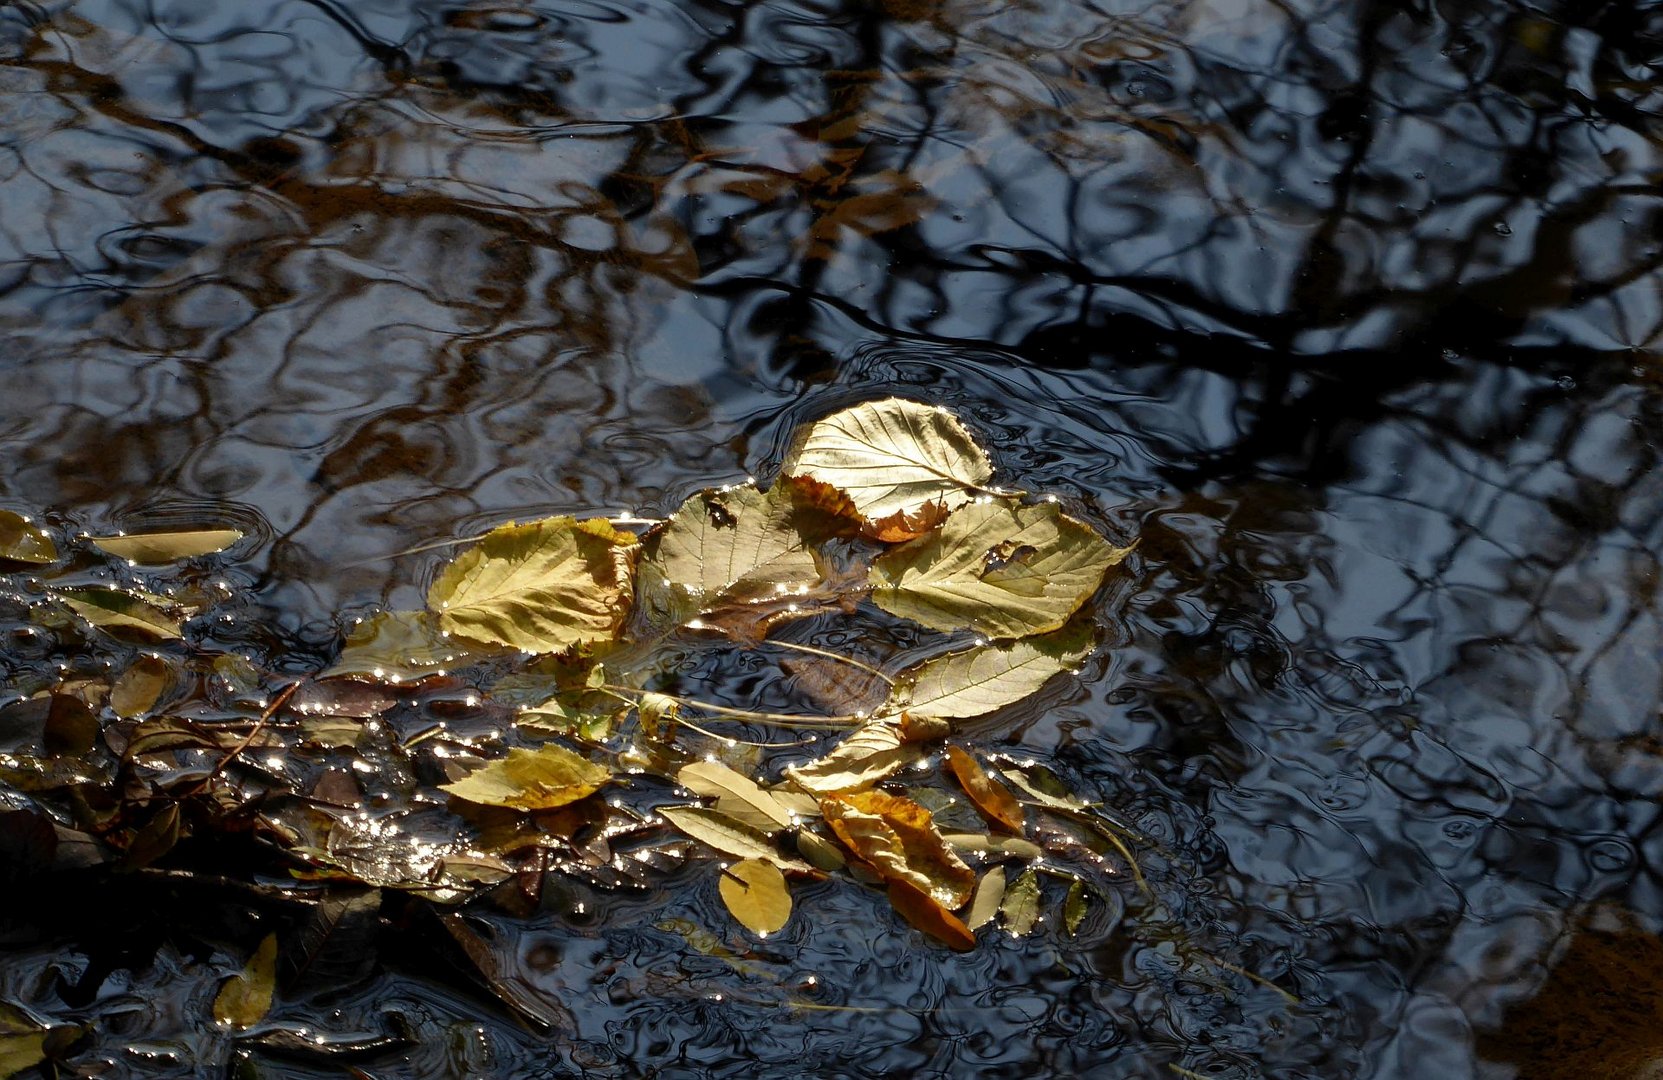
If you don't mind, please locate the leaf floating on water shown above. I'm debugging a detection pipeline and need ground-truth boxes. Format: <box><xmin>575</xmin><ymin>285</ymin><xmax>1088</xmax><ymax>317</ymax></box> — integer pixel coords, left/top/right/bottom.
<box><xmin>998</xmin><ymin>763</ymin><xmax>1094</xmax><ymax>811</ymax></box>
<box><xmin>658</xmin><ymin>806</ymin><xmax>811</xmax><ymax>872</ymax></box>
<box><xmin>966</xmin><ymin>866</ymin><xmax>1006</xmax><ymax>931</ymax></box>
<box><xmin>941</xmin><ymin>833</ymin><xmax>1045</xmax><ymax>860</ymax></box>
<box><xmin>870</xmin><ymin>501</ymin><xmax>1131</xmax><ymax>639</ymax></box>
<box><xmin>54</xmin><ymin>587</ymin><xmax>182</xmax><ymax>641</ymax></box>
<box><xmin>90</xmin><ymin>528</ymin><xmax>243</xmax><ymax>564</ymax></box>
<box><xmin>0</xmin><ymin>510</ymin><xmax>56</xmax><ymax>565</ymax></box>
<box><xmin>718</xmin><ymin>858</ymin><xmax>793</xmax><ymax>935</ymax></box>
<box><xmin>794</xmin><ymin>828</ymin><xmax>847</xmax><ymax>871</ymax></box>
<box><xmin>440</xmin><ymin>744</ymin><xmax>610</xmax><ymax>811</ymax></box>
<box><xmin>517</xmin><ymin>698</ymin><xmax>614</xmax><ymax>742</ymax></box>
<box><xmin>945</xmin><ymin>746</ymin><xmax>1025</xmax><ymax>833</ymax></box>
<box><xmin>110</xmin><ymin>654</ymin><xmax>170</xmax><ymax>718</ymax></box>
<box><xmin>1064</xmin><ymin>878</ymin><xmax>1089</xmax><ymax>936</ymax></box>
<box><xmin>782</xmin><ymin>398</ymin><xmax>994</xmax><ymax>521</ymax></box>
<box><xmin>213</xmin><ymin>932</ymin><xmax>278</xmax><ymax>1029</ymax></box>
<box><xmin>782</xmin><ymin>719</ymin><xmax>916</xmax><ymax>795</ymax></box>
<box><xmin>896</xmin><ymin>621</ymin><xmax>1094</xmax><ymax>720</ymax></box>
<box><xmin>863</xmin><ymin>498</ymin><xmax>951</xmax><ymax>543</ymax></box>
<box><xmin>326</xmin><ymin>610</ymin><xmax>508</xmax><ymax>680</ymax></box>
<box><xmin>0</xmin><ymin>1002</ymin><xmax>49</xmax><ymax>1076</ymax></box>
<box><xmin>428</xmin><ymin>516</ymin><xmax>635</xmax><ymax>653</ymax></box>
<box><xmin>1000</xmin><ymin>868</ymin><xmax>1041</xmax><ymax>936</ymax></box>
<box><xmin>678</xmin><ymin>760</ymin><xmax>798</xmax><ymax>832</ymax></box>
<box><xmin>886</xmin><ymin>878</ymin><xmax>975</xmax><ymax>951</ymax></box>
<box><xmin>821</xmin><ymin>789</ymin><xmax>975</xmax><ymax>909</ymax></box>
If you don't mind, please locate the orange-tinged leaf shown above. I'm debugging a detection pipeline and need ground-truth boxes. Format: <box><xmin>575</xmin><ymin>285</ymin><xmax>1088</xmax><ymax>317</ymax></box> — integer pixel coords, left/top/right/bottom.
<box><xmin>886</xmin><ymin>878</ymin><xmax>974</xmax><ymax>951</ymax></box>
<box><xmin>946</xmin><ymin>746</ymin><xmax>1025</xmax><ymax>833</ymax></box>
<box><xmin>822</xmin><ymin>789</ymin><xmax>974</xmax><ymax>909</ymax></box>
<box><xmin>863</xmin><ymin>499</ymin><xmax>950</xmax><ymax>543</ymax></box>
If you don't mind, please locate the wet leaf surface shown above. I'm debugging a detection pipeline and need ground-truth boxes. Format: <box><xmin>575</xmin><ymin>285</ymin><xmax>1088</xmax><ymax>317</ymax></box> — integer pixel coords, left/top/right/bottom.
<box><xmin>658</xmin><ymin>806</ymin><xmax>812</xmax><ymax>872</ymax></box>
<box><xmin>718</xmin><ymin>858</ymin><xmax>792</xmax><ymax>935</ymax></box>
<box><xmin>109</xmin><ymin>654</ymin><xmax>170</xmax><ymax>718</ymax></box>
<box><xmin>945</xmin><ymin>746</ymin><xmax>1025</xmax><ymax>833</ymax></box>
<box><xmin>213</xmin><ymin>933</ymin><xmax>278</xmax><ymax>1029</ymax></box>
<box><xmin>782</xmin><ymin>719</ymin><xmax>917</xmax><ymax>795</ymax></box>
<box><xmin>967</xmin><ymin>867</ymin><xmax>1006</xmax><ymax>932</ymax></box>
<box><xmin>822</xmin><ymin>789</ymin><xmax>975</xmax><ymax>909</ymax></box>
<box><xmin>886</xmin><ymin>878</ymin><xmax>975</xmax><ymax>952</ymax></box>
<box><xmin>441</xmin><ymin>745</ymin><xmax>611</xmax><ymax>811</ymax></box>
<box><xmin>897</xmin><ymin>621</ymin><xmax>1094</xmax><ymax>719</ymax></box>
<box><xmin>53</xmin><ymin>588</ymin><xmax>183</xmax><ymax>641</ymax></box>
<box><xmin>0</xmin><ymin>511</ymin><xmax>56</xmax><ymax>565</ymax></box>
<box><xmin>89</xmin><ymin>528</ymin><xmax>243</xmax><ymax>563</ymax></box>
<box><xmin>1000</xmin><ymin>869</ymin><xmax>1041</xmax><ymax>937</ymax></box>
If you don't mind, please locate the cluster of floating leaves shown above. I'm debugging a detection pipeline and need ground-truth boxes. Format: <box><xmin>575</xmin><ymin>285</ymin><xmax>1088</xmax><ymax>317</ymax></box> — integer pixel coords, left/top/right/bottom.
<box><xmin>0</xmin><ymin>399</ymin><xmax>1141</xmax><ymax>1065</ymax></box>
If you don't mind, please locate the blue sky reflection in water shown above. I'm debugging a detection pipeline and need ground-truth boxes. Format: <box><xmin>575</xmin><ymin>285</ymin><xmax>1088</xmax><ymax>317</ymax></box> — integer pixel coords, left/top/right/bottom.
<box><xmin>0</xmin><ymin>0</ymin><xmax>1661</xmax><ymax>1076</ymax></box>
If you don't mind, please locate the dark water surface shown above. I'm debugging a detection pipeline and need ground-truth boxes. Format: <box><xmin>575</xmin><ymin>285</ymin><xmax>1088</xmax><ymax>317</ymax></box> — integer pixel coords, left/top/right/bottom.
<box><xmin>2</xmin><ymin>0</ymin><xmax>1662</xmax><ymax>1076</ymax></box>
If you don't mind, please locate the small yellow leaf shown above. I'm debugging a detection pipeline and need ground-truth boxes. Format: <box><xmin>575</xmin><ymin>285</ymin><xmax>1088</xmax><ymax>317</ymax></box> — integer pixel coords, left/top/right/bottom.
<box><xmin>91</xmin><ymin>528</ymin><xmax>242</xmax><ymax>563</ymax></box>
<box><xmin>718</xmin><ymin>858</ymin><xmax>792</xmax><ymax>935</ymax></box>
<box><xmin>440</xmin><ymin>745</ymin><xmax>610</xmax><ymax>811</ymax></box>
<box><xmin>213</xmin><ymin>933</ymin><xmax>278</xmax><ymax>1028</ymax></box>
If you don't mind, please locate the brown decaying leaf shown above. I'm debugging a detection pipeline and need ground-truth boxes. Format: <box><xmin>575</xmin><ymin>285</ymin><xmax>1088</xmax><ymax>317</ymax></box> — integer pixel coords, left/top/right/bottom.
<box><xmin>43</xmin><ymin>693</ymin><xmax>97</xmax><ymax>757</ymax></box>
<box><xmin>863</xmin><ymin>499</ymin><xmax>950</xmax><ymax>543</ymax></box>
<box><xmin>821</xmin><ymin>789</ymin><xmax>975</xmax><ymax>909</ymax></box>
<box><xmin>780</xmin><ymin>656</ymin><xmax>889</xmax><ymax>716</ymax></box>
<box><xmin>945</xmin><ymin>746</ymin><xmax>1025</xmax><ymax>833</ymax></box>
<box><xmin>886</xmin><ymin>878</ymin><xmax>974</xmax><ymax>951</ymax></box>
<box><xmin>899</xmin><ymin>711</ymin><xmax>950</xmax><ymax>742</ymax></box>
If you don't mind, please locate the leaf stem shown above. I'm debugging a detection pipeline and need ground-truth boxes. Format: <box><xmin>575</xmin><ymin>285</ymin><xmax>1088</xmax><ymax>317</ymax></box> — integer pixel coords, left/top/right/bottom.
<box><xmin>764</xmin><ymin>640</ymin><xmax>894</xmax><ymax>686</ymax></box>
<box><xmin>600</xmin><ymin>685</ymin><xmax>860</xmax><ymax>729</ymax></box>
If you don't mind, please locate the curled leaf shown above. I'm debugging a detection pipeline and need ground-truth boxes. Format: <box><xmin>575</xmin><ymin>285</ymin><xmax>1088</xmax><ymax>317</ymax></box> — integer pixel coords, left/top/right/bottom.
<box><xmin>886</xmin><ymin>878</ymin><xmax>974</xmax><ymax>951</ymax></box>
<box><xmin>782</xmin><ymin>398</ymin><xmax>994</xmax><ymax>521</ymax></box>
<box><xmin>870</xmin><ymin>501</ymin><xmax>1130</xmax><ymax>639</ymax></box>
<box><xmin>945</xmin><ymin>746</ymin><xmax>1025</xmax><ymax>833</ymax></box>
<box><xmin>718</xmin><ymin>858</ymin><xmax>793</xmax><ymax>935</ymax></box>
<box><xmin>429</xmin><ymin>516</ymin><xmax>635</xmax><ymax>653</ymax></box>
<box><xmin>440</xmin><ymin>745</ymin><xmax>610</xmax><ymax>811</ymax></box>
<box><xmin>863</xmin><ymin>498</ymin><xmax>950</xmax><ymax>543</ymax></box>
<box><xmin>213</xmin><ymin>933</ymin><xmax>278</xmax><ymax>1028</ymax></box>
<box><xmin>782</xmin><ymin>719</ymin><xmax>917</xmax><ymax>795</ymax></box>
<box><xmin>822</xmin><ymin>789</ymin><xmax>975</xmax><ymax>909</ymax></box>
<box><xmin>0</xmin><ymin>510</ymin><xmax>56</xmax><ymax>565</ymax></box>
<box><xmin>91</xmin><ymin>528</ymin><xmax>242</xmax><ymax>563</ymax></box>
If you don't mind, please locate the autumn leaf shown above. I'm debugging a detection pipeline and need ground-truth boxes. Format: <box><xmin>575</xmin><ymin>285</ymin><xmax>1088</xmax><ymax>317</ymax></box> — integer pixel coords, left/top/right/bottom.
<box><xmin>871</xmin><ymin>500</ymin><xmax>1130</xmax><ymax>639</ymax></box>
<box><xmin>821</xmin><ymin>789</ymin><xmax>974</xmax><ymax>909</ymax></box>
<box><xmin>1064</xmin><ymin>879</ymin><xmax>1089</xmax><ymax>936</ymax></box>
<box><xmin>886</xmin><ymin>878</ymin><xmax>974</xmax><ymax>951</ymax></box>
<box><xmin>658</xmin><ymin>806</ymin><xmax>811</xmax><ymax>871</ymax></box>
<box><xmin>429</xmin><ymin>516</ymin><xmax>635</xmax><ymax>653</ymax></box>
<box><xmin>719</xmin><ymin>858</ymin><xmax>793</xmax><ymax>935</ymax></box>
<box><xmin>326</xmin><ymin>610</ymin><xmax>510</xmax><ymax>680</ymax></box>
<box><xmin>782</xmin><ymin>398</ymin><xmax>994</xmax><ymax>522</ymax></box>
<box><xmin>1000</xmin><ymin>869</ymin><xmax>1041</xmax><ymax>936</ymax></box>
<box><xmin>440</xmin><ymin>744</ymin><xmax>611</xmax><ymax>811</ymax></box>
<box><xmin>782</xmin><ymin>719</ymin><xmax>918</xmax><ymax>794</ymax></box>
<box><xmin>892</xmin><ymin>621</ymin><xmax>1094</xmax><ymax>719</ymax></box>
<box><xmin>90</xmin><ymin>528</ymin><xmax>242</xmax><ymax>563</ymax></box>
<box><xmin>966</xmin><ymin>866</ymin><xmax>1006</xmax><ymax>930</ymax></box>
<box><xmin>863</xmin><ymin>498</ymin><xmax>950</xmax><ymax>543</ymax></box>
<box><xmin>945</xmin><ymin>746</ymin><xmax>1025</xmax><ymax>833</ymax></box>
<box><xmin>678</xmin><ymin>760</ymin><xmax>799</xmax><ymax>832</ymax></box>
<box><xmin>213</xmin><ymin>933</ymin><xmax>278</xmax><ymax>1028</ymax></box>
<box><xmin>54</xmin><ymin>587</ymin><xmax>182</xmax><ymax>641</ymax></box>
<box><xmin>110</xmin><ymin>654</ymin><xmax>170</xmax><ymax>718</ymax></box>
<box><xmin>0</xmin><ymin>1001</ymin><xmax>48</xmax><ymax>1076</ymax></box>
<box><xmin>0</xmin><ymin>510</ymin><xmax>56</xmax><ymax>565</ymax></box>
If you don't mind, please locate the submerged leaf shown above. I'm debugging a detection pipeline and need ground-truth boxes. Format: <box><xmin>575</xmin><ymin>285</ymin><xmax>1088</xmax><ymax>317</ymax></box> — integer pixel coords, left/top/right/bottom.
<box><xmin>782</xmin><ymin>719</ymin><xmax>917</xmax><ymax>795</ymax></box>
<box><xmin>1000</xmin><ymin>869</ymin><xmax>1041</xmax><ymax>936</ymax></box>
<box><xmin>782</xmin><ymin>398</ymin><xmax>993</xmax><ymax>521</ymax></box>
<box><xmin>327</xmin><ymin>610</ymin><xmax>508</xmax><ymax>680</ymax></box>
<box><xmin>429</xmin><ymin>516</ymin><xmax>635</xmax><ymax>652</ymax></box>
<box><xmin>678</xmin><ymin>760</ymin><xmax>798</xmax><ymax>832</ymax></box>
<box><xmin>120</xmin><ymin>803</ymin><xmax>182</xmax><ymax>870</ymax></box>
<box><xmin>896</xmin><ymin>621</ymin><xmax>1094</xmax><ymax>719</ymax></box>
<box><xmin>213</xmin><ymin>933</ymin><xmax>278</xmax><ymax>1029</ymax></box>
<box><xmin>110</xmin><ymin>654</ymin><xmax>170</xmax><ymax>718</ymax></box>
<box><xmin>54</xmin><ymin>588</ymin><xmax>182</xmax><ymax>641</ymax></box>
<box><xmin>1064</xmin><ymin>879</ymin><xmax>1089</xmax><ymax>936</ymax></box>
<box><xmin>90</xmin><ymin>528</ymin><xmax>242</xmax><ymax>563</ymax></box>
<box><xmin>871</xmin><ymin>501</ymin><xmax>1130</xmax><ymax>639</ymax></box>
<box><xmin>43</xmin><ymin>693</ymin><xmax>97</xmax><ymax>757</ymax></box>
<box><xmin>0</xmin><ymin>510</ymin><xmax>56</xmax><ymax>565</ymax></box>
<box><xmin>0</xmin><ymin>1002</ymin><xmax>48</xmax><ymax>1077</ymax></box>
<box><xmin>718</xmin><ymin>858</ymin><xmax>792</xmax><ymax>935</ymax></box>
<box><xmin>886</xmin><ymin>878</ymin><xmax>975</xmax><ymax>951</ymax></box>
<box><xmin>966</xmin><ymin>866</ymin><xmax>1007</xmax><ymax>931</ymax></box>
<box><xmin>821</xmin><ymin>789</ymin><xmax>975</xmax><ymax>909</ymax></box>
<box><xmin>440</xmin><ymin>745</ymin><xmax>610</xmax><ymax>811</ymax></box>
<box><xmin>945</xmin><ymin>746</ymin><xmax>1025</xmax><ymax>833</ymax></box>
<box><xmin>658</xmin><ymin>806</ymin><xmax>811</xmax><ymax>871</ymax></box>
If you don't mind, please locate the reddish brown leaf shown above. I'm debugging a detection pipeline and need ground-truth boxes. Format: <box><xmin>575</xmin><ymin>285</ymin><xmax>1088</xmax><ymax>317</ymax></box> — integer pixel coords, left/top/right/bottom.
<box><xmin>863</xmin><ymin>499</ymin><xmax>950</xmax><ymax>543</ymax></box>
<box><xmin>946</xmin><ymin>746</ymin><xmax>1025</xmax><ymax>834</ymax></box>
<box><xmin>886</xmin><ymin>878</ymin><xmax>974</xmax><ymax>951</ymax></box>
<box><xmin>822</xmin><ymin>789</ymin><xmax>975</xmax><ymax>908</ymax></box>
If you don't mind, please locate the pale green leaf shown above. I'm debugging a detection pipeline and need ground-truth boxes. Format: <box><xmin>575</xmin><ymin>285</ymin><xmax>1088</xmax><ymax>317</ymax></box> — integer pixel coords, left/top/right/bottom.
<box><xmin>657</xmin><ymin>805</ymin><xmax>811</xmax><ymax>871</ymax></box>
<box><xmin>870</xmin><ymin>500</ymin><xmax>1131</xmax><ymax>639</ymax></box>
<box><xmin>55</xmin><ymin>587</ymin><xmax>182</xmax><ymax>641</ymax></box>
<box><xmin>428</xmin><ymin>516</ymin><xmax>634</xmax><ymax>653</ymax></box>
<box><xmin>678</xmin><ymin>760</ymin><xmax>798</xmax><ymax>832</ymax></box>
<box><xmin>966</xmin><ymin>866</ymin><xmax>1006</xmax><ymax>931</ymax></box>
<box><xmin>895</xmin><ymin>621</ymin><xmax>1094</xmax><ymax>719</ymax></box>
<box><xmin>782</xmin><ymin>719</ymin><xmax>918</xmax><ymax>795</ymax></box>
<box><xmin>0</xmin><ymin>510</ymin><xmax>56</xmax><ymax>565</ymax></box>
<box><xmin>1000</xmin><ymin>869</ymin><xmax>1041</xmax><ymax>936</ymax></box>
<box><xmin>213</xmin><ymin>932</ymin><xmax>278</xmax><ymax>1028</ymax></box>
<box><xmin>516</xmin><ymin>698</ymin><xmax>614</xmax><ymax>742</ymax></box>
<box><xmin>1064</xmin><ymin>879</ymin><xmax>1089</xmax><ymax>936</ymax></box>
<box><xmin>998</xmin><ymin>764</ymin><xmax>1094</xmax><ymax>810</ymax></box>
<box><xmin>90</xmin><ymin>528</ymin><xmax>242</xmax><ymax>563</ymax></box>
<box><xmin>718</xmin><ymin>858</ymin><xmax>792</xmax><ymax>935</ymax></box>
<box><xmin>440</xmin><ymin>744</ymin><xmax>610</xmax><ymax>810</ymax></box>
<box><xmin>781</xmin><ymin>398</ymin><xmax>994</xmax><ymax>520</ymax></box>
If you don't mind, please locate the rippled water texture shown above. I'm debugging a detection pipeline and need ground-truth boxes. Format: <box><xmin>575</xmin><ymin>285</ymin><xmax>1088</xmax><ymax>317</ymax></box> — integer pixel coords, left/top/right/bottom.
<box><xmin>2</xmin><ymin>0</ymin><xmax>1662</xmax><ymax>1076</ymax></box>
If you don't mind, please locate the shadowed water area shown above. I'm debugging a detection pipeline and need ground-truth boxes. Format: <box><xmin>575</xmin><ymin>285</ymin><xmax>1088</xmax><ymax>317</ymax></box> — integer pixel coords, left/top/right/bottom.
<box><xmin>1</xmin><ymin>0</ymin><xmax>1661</xmax><ymax>1076</ymax></box>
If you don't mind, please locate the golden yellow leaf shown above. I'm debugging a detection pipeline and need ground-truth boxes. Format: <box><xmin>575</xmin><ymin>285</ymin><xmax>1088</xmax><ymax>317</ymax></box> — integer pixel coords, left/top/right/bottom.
<box><xmin>213</xmin><ymin>933</ymin><xmax>277</xmax><ymax>1029</ymax></box>
<box><xmin>91</xmin><ymin>528</ymin><xmax>242</xmax><ymax>563</ymax></box>
<box><xmin>822</xmin><ymin>789</ymin><xmax>974</xmax><ymax>909</ymax></box>
<box><xmin>718</xmin><ymin>858</ymin><xmax>792</xmax><ymax>935</ymax></box>
<box><xmin>440</xmin><ymin>744</ymin><xmax>610</xmax><ymax>811</ymax></box>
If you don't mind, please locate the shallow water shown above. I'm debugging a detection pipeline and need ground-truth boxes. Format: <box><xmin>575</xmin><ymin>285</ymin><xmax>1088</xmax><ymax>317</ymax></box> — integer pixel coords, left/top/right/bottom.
<box><xmin>1</xmin><ymin>0</ymin><xmax>1661</xmax><ymax>1076</ymax></box>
